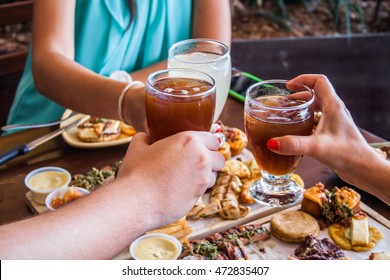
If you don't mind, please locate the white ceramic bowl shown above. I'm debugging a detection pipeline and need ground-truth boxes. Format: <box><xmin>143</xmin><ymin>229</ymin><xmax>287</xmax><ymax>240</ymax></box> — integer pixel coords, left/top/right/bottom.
<box><xmin>130</xmin><ymin>233</ymin><xmax>182</xmax><ymax>260</ymax></box>
<box><xmin>45</xmin><ymin>186</ymin><xmax>90</xmax><ymax>210</ymax></box>
<box><xmin>24</xmin><ymin>166</ymin><xmax>71</xmax><ymax>204</ymax></box>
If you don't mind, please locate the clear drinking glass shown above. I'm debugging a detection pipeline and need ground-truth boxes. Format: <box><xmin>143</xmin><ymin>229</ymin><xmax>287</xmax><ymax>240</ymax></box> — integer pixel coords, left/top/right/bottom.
<box><xmin>145</xmin><ymin>68</ymin><xmax>216</xmax><ymax>143</ymax></box>
<box><xmin>168</xmin><ymin>39</ymin><xmax>231</xmax><ymax>122</ymax></box>
<box><xmin>244</xmin><ymin>80</ymin><xmax>315</xmax><ymax>207</ymax></box>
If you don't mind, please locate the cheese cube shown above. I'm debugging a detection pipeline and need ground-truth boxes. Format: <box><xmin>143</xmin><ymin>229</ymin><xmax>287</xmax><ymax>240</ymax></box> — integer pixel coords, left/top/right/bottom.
<box><xmin>351</xmin><ymin>217</ymin><xmax>369</xmax><ymax>247</ymax></box>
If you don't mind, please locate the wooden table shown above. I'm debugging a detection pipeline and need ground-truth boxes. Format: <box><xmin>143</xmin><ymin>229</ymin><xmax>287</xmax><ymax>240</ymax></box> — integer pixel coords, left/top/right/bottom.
<box><xmin>0</xmin><ymin>96</ymin><xmax>389</xmax><ymax>226</ymax></box>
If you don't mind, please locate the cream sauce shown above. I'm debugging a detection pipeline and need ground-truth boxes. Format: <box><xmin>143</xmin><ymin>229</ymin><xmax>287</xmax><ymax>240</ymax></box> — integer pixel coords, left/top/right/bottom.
<box><xmin>133</xmin><ymin>237</ymin><xmax>179</xmax><ymax>260</ymax></box>
<box><xmin>28</xmin><ymin>171</ymin><xmax>69</xmax><ymax>191</ymax></box>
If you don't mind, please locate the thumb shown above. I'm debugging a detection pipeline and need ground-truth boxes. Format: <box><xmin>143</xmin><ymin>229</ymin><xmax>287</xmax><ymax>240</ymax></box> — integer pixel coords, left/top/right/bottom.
<box><xmin>267</xmin><ymin>135</ymin><xmax>313</xmax><ymax>156</ymax></box>
<box><xmin>126</xmin><ymin>132</ymin><xmax>150</xmax><ymax>152</ymax></box>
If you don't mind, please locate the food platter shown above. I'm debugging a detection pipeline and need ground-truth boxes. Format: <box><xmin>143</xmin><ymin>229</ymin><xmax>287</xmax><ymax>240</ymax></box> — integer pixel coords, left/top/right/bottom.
<box><xmin>60</xmin><ymin>109</ymin><xmax>133</xmax><ymax>148</ymax></box>
<box><xmin>188</xmin><ymin>204</ymin><xmax>390</xmax><ymax>260</ymax></box>
<box><xmin>24</xmin><ymin>140</ymin><xmax>390</xmax><ymax>261</ymax></box>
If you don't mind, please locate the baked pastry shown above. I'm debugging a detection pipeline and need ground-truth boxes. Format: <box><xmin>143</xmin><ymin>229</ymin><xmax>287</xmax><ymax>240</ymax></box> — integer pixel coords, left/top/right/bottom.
<box><xmin>77</xmin><ymin>117</ymin><xmax>121</xmax><ymax>142</ymax></box>
<box><xmin>221</xmin><ymin>159</ymin><xmax>251</xmax><ymax>180</ymax></box>
<box><xmin>219</xmin><ymin>122</ymin><xmax>248</xmax><ymax>156</ymax></box>
<box><xmin>218</xmin><ymin>141</ymin><xmax>232</xmax><ymax>160</ymax></box>
<box><xmin>270</xmin><ymin>210</ymin><xmax>320</xmax><ymax>243</ymax></box>
<box><xmin>301</xmin><ymin>182</ymin><xmax>328</xmax><ymax>218</ymax></box>
<box><xmin>301</xmin><ymin>184</ymin><xmax>361</xmax><ymax>225</ymax></box>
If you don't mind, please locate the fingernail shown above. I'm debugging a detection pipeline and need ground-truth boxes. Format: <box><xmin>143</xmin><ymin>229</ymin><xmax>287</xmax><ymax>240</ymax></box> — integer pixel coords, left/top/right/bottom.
<box><xmin>215</xmin><ymin>132</ymin><xmax>226</xmax><ymax>148</ymax></box>
<box><xmin>267</xmin><ymin>139</ymin><xmax>279</xmax><ymax>150</ymax></box>
<box><xmin>215</xmin><ymin>124</ymin><xmax>222</xmax><ymax>133</ymax></box>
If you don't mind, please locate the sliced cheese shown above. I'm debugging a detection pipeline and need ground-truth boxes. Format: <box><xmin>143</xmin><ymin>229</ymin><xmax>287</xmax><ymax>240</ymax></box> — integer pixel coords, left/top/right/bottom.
<box><xmin>351</xmin><ymin>217</ymin><xmax>369</xmax><ymax>247</ymax></box>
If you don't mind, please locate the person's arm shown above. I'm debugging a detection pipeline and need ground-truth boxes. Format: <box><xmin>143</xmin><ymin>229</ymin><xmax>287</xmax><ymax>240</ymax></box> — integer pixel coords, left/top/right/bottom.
<box><xmin>266</xmin><ymin>74</ymin><xmax>390</xmax><ymax>205</ymax></box>
<box><xmin>32</xmin><ymin>0</ymin><xmax>133</xmax><ymax>125</ymax></box>
<box><xmin>192</xmin><ymin>0</ymin><xmax>231</xmax><ymax>46</ymax></box>
<box><xmin>0</xmin><ymin>132</ymin><xmax>225</xmax><ymax>259</ymax></box>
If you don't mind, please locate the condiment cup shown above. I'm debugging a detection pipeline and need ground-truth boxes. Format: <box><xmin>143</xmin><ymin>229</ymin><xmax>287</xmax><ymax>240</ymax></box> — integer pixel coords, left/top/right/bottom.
<box><xmin>130</xmin><ymin>233</ymin><xmax>182</xmax><ymax>260</ymax></box>
<box><xmin>45</xmin><ymin>186</ymin><xmax>90</xmax><ymax>210</ymax></box>
<box><xmin>24</xmin><ymin>166</ymin><xmax>71</xmax><ymax>204</ymax></box>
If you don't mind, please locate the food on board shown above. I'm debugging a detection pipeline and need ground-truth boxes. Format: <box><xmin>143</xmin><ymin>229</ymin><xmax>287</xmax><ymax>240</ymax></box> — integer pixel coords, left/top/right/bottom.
<box><xmin>270</xmin><ymin>210</ymin><xmax>320</xmax><ymax>243</ymax></box>
<box><xmin>179</xmin><ymin>224</ymin><xmax>271</xmax><ymax>260</ymax></box>
<box><xmin>289</xmin><ymin>235</ymin><xmax>348</xmax><ymax>260</ymax></box>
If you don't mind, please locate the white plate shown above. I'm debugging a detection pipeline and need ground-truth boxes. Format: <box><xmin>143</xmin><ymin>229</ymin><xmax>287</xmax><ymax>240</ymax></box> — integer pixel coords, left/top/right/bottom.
<box><xmin>60</xmin><ymin>109</ymin><xmax>133</xmax><ymax>149</ymax></box>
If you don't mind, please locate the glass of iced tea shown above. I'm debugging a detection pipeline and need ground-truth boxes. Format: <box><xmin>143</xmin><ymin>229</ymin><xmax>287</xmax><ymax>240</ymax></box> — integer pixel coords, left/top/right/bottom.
<box><xmin>244</xmin><ymin>80</ymin><xmax>315</xmax><ymax>207</ymax></box>
<box><xmin>146</xmin><ymin>69</ymin><xmax>216</xmax><ymax>143</ymax></box>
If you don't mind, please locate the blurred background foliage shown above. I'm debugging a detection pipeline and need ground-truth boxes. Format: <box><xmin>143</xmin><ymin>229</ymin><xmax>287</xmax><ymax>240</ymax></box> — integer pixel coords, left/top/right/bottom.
<box><xmin>231</xmin><ymin>0</ymin><xmax>389</xmax><ymax>38</ymax></box>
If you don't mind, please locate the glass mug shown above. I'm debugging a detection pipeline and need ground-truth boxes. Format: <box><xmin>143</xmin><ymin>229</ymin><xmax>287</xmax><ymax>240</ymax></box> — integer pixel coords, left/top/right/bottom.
<box><xmin>145</xmin><ymin>69</ymin><xmax>216</xmax><ymax>143</ymax></box>
<box><xmin>168</xmin><ymin>39</ymin><xmax>231</xmax><ymax>122</ymax></box>
<box><xmin>244</xmin><ymin>80</ymin><xmax>315</xmax><ymax>207</ymax></box>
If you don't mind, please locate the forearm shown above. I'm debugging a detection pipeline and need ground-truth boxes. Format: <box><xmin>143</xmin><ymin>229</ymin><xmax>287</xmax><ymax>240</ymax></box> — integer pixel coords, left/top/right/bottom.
<box><xmin>0</xmin><ymin>177</ymin><xmax>153</xmax><ymax>259</ymax></box>
<box><xmin>340</xmin><ymin>147</ymin><xmax>390</xmax><ymax>206</ymax></box>
<box><xmin>192</xmin><ymin>0</ymin><xmax>231</xmax><ymax>46</ymax></box>
<box><xmin>33</xmin><ymin>52</ymin><xmax>128</xmax><ymax>121</ymax></box>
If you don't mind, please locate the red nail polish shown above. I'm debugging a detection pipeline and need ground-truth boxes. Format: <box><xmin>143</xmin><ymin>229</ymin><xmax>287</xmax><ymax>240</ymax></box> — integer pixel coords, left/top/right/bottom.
<box><xmin>267</xmin><ymin>139</ymin><xmax>279</xmax><ymax>150</ymax></box>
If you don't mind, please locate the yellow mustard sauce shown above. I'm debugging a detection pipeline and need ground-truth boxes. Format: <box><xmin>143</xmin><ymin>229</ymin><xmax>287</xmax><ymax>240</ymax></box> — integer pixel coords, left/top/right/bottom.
<box><xmin>133</xmin><ymin>237</ymin><xmax>179</xmax><ymax>260</ymax></box>
<box><xmin>28</xmin><ymin>171</ymin><xmax>69</xmax><ymax>191</ymax></box>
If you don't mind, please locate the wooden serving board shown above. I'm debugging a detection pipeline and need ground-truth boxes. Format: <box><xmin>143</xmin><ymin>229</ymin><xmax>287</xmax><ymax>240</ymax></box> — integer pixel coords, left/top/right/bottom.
<box><xmin>243</xmin><ymin>203</ymin><xmax>390</xmax><ymax>260</ymax></box>
<box><xmin>25</xmin><ymin>191</ymin><xmax>49</xmax><ymax>214</ymax></box>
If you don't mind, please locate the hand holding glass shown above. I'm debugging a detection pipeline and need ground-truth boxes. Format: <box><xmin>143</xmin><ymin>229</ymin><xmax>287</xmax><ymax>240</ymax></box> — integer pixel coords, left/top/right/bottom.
<box><xmin>244</xmin><ymin>80</ymin><xmax>315</xmax><ymax>207</ymax></box>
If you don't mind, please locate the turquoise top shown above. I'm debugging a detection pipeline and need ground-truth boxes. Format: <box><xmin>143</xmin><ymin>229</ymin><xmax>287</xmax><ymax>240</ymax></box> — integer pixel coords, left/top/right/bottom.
<box><xmin>6</xmin><ymin>0</ymin><xmax>192</xmax><ymax>130</ymax></box>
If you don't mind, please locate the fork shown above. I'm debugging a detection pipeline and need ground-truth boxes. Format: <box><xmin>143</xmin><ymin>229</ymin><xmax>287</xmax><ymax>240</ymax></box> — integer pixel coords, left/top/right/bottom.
<box><xmin>1</xmin><ymin>111</ymin><xmax>80</xmax><ymax>131</ymax></box>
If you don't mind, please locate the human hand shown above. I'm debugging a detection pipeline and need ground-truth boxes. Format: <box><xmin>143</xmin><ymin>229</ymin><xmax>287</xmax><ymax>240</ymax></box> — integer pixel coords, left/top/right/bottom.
<box><xmin>117</xmin><ymin>131</ymin><xmax>225</xmax><ymax>228</ymax></box>
<box><xmin>266</xmin><ymin>74</ymin><xmax>376</xmax><ymax>184</ymax></box>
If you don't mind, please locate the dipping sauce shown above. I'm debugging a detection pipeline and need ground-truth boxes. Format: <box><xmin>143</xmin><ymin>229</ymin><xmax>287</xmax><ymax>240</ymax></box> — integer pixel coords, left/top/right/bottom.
<box><xmin>50</xmin><ymin>187</ymin><xmax>87</xmax><ymax>209</ymax></box>
<box><xmin>132</xmin><ymin>236</ymin><xmax>180</xmax><ymax>260</ymax></box>
<box><xmin>28</xmin><ymin>171</ymin><xmax>69</xmax><ymax>191</ymax></box>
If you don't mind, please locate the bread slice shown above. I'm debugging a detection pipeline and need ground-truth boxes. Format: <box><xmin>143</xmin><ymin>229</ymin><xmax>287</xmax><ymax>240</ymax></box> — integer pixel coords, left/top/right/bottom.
<box><xmin>78</xmin><ymin>117</ymin><xmax>121</xmax><ymax>142</ymax></box>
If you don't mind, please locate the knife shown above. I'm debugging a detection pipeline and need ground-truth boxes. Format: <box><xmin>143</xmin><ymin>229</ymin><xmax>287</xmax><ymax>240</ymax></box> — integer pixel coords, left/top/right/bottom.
<box><xmin>0</xmin><ymin>114</ymin><xmax>90</xmax><ymax>166</ymax></box>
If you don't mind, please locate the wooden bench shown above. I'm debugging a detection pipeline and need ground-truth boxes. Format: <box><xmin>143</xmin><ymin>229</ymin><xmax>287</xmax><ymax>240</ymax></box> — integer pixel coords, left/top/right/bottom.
<box><xmin>0</xmin><ymin>1</ymin><xmax>33</xmax><ymax>127</ymax></box>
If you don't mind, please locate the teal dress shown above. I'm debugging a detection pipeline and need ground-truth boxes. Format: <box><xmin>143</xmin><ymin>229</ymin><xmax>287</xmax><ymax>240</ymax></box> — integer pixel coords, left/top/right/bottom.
<box><xmin>6</xmin><ymin>0</ymin><xmax>192</xmax><ymax>131</ymax></box>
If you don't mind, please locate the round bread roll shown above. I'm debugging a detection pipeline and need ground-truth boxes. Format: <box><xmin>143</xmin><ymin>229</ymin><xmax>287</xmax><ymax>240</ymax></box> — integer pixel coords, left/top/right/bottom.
<box><xmin>270</xmin><ymin>210</ymin><xmax>320</xmax><ymax>243</ymax></box>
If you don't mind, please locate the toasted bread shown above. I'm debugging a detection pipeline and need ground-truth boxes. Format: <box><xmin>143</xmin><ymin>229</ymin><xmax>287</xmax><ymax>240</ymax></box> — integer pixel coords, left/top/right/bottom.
<box><xmin>78</xmin><ymin>117</ymin><xmax>121</xmax><ymax>142</ymax></box>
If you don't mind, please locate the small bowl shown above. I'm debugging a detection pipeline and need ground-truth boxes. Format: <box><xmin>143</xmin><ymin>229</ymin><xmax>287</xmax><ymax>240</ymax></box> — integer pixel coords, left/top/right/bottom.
<box><xmin>130</xmin><ymin>233</ymin><xmax>182</xmax><ymax>260</ymax></box>
<box><xmin>25</xmin><ymin>166</ymin><xmax>72</xmax><ymax>204</ymax></box>
<box><xmin>45</xmin><ymin>186</ymin><xmax>90</xmax><ymax>210</ymax></box>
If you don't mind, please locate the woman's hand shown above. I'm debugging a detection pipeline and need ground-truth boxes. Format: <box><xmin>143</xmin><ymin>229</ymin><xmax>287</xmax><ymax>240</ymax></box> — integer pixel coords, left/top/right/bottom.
<box><xmin>266</xmin><ymin>74</ymin><xmax>385</xmax><ymax>187</ymax></box>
